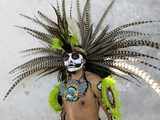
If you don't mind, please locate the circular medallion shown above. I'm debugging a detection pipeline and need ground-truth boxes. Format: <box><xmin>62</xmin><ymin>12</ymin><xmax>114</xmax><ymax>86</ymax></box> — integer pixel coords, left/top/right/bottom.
<box><xmin>60</xmin><ymin>79</ymin><xmax>89</xmax><ymax>102</ymax></box>
<box><xmin>65</xmin><ymin>86</ymin><xmax>79</xmax><ymax>102</ymax></box>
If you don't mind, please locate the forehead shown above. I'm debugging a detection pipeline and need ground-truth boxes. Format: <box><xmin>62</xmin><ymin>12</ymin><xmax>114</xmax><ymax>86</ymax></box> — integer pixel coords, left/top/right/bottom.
<box><xmin>63</xmin><ymin>52</ymin><xmax>82</xmax><ymax>55</ymax></box>
<box><xmin>63</xmin><ymin>52</ymin><xmax>84</xmax><ymax>60</ymax></box>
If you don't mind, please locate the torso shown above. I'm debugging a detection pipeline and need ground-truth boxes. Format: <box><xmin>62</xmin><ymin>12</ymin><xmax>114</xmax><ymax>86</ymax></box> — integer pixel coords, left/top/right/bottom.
<box><xmin>61</xmin><ymin>71</ymin><xmax>102</xmax><ymax>120</ymax></box>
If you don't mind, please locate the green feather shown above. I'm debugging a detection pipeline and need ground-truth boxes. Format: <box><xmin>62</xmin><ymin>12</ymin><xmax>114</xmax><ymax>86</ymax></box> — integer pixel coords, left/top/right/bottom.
<box><xmin>48</xmin><ymin>83</ymin><xmax>62</xmax><ymax>112</ymax></box>
<box><xmin>70</xmin><ymin>34</ymin><xmax>79</xmax><ymax>46</ymax></box>
<box><xmin>51</xmin><ymin>38</ymin><xmax>63</xmax><ymax>49</ymax></box>
<box><xmin>101</xmin><ymin>76</ymin><xmax>121</xmax><ymax>120</ymax></box>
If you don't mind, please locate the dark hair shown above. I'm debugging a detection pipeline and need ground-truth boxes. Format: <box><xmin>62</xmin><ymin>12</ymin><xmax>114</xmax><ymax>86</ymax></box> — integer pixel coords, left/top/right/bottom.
<box><xmin>58</xmin><ymin>69</ymin><xmax>67</xmax><ymax>82</ymax></box>
<box><xmin>85</xmin><ymin>62</ymin><xmax>111</xmax><ymax>78</ymax></box>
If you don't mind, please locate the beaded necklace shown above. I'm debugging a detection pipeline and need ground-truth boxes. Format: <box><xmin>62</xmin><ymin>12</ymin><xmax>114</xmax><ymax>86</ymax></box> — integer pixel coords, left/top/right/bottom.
<box><xmin>60</xmin><ymin>71</ymin><xmax>89</xmax><ymax>102</ymax></box>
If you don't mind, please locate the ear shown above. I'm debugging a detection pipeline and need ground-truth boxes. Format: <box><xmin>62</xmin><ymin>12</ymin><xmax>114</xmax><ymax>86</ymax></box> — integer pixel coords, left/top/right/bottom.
<box><xmin>82</xmin><ymin>59</ymin><xmax>86</xmax><ymax>64</ymax></box>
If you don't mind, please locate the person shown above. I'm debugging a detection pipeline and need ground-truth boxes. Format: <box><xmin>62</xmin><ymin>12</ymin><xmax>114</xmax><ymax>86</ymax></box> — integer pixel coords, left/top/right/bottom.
<box><xmin>3</xmin><ymin>0</ymin><xmax>160</xmax><ymax>120</ymax></box>
<box><xmin>59</xmin><ymin>51</ymin><xmax>115</xmax><ymax>120</ymax></box>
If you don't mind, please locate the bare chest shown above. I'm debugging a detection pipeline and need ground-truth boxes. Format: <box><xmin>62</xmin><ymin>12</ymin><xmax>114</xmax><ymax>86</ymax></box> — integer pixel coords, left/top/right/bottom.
<box><xmin>63</xmin><ymin>87</ymin><xmax>100</xmax><ymax>120</ymax></box>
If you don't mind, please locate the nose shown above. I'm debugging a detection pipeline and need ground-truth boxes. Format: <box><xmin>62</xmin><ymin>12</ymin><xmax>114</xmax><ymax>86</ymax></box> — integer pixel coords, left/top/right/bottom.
<box><xmin>69</xmin><ymin>59</ymin><xmax>73</xmax><ymax>64</ymax></box>
<box><xmin>68</xmin><ymin>56</ymin><xmax>73</xmax><ymax>64</ymax></box>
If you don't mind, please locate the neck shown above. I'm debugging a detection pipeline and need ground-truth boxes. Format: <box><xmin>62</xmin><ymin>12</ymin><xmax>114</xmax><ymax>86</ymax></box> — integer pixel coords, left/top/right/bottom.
<box><xmin>70</xmin><ymin>69</ymin><xmax>84</xmax><ymax>80</ymax></box>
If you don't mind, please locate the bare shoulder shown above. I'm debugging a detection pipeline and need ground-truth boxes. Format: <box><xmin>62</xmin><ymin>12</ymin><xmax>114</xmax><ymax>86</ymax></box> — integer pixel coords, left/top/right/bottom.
<box><xmin>85</xmin><ymin>71</ymin><xmax>102</xmax><ymax>98</ymax></box>
<box><xmin>85</xmin><ymin>71</ymin><xmax>102</xmax><ymax>82</ymax></box>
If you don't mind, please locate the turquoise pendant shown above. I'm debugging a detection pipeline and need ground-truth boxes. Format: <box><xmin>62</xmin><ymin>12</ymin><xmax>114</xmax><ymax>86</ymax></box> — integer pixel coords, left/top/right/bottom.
<box><xmin>65</xmin><ymin>86</ymin><xmax>78</xmax><ymax>102</ymax></box>
<box><xmin>60</xmin><ymin>79</ymin><xmax>89</xmax><ymax>102</ymax></box>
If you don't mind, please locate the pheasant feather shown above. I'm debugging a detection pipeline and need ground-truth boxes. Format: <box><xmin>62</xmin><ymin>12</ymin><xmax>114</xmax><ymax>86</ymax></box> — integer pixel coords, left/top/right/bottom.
<box><xmin>3</xmin><ymin>0</ymin><xmax>160</xmax><ymax>103</ymax></box>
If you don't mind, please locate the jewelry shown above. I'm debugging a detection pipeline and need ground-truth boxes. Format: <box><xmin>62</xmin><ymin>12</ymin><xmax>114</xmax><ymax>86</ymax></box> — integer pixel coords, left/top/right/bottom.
<box><xmin>60</xmin><ymin>73</ymin><xmax>89</xmax><ymax>102</ymax></box>
<box><xmin>97</xmin><ymin>81</ymin><xmax>102</xmax><ymax>91</ymax></box>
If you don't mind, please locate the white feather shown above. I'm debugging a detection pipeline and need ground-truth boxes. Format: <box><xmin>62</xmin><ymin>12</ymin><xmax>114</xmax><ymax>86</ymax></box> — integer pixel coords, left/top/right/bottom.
<box><xmin>113</xmin><ymin>61</ymin><xmax>160</xmax><ymax>95</ymax></box>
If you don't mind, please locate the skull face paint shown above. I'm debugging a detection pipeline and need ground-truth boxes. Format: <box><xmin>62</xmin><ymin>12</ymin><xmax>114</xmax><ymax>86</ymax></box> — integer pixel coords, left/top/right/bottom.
<box><xmin>63</xmin><ymin>52</ymin><xmax>85</xmax><ymax>72</ymax></box>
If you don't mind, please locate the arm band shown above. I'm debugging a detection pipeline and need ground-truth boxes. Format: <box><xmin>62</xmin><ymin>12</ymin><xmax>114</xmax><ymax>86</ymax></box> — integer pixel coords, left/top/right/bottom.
<box><xmin>49</xmin><ymin>83</ymin><xmax>62</xmax><ymax>112</ymax></box>
<box><xmin>101</xmin><ymin>76</ymin><xmax>121</xmax><ymax>120</ymax></box>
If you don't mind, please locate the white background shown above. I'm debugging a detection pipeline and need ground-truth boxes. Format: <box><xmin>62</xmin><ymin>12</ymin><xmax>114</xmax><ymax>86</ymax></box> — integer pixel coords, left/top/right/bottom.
<box><xmin>0</xmin><ymin>0</ymin><xmax>160</xmax><ymax>120</ymax></box>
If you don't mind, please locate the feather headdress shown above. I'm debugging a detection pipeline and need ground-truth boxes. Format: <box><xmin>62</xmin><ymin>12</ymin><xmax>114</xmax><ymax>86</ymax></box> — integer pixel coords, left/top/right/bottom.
<box><xmin>3</xmin><ymin>0</ymin><xmax>160</xmax><ymax>100</ymax></box>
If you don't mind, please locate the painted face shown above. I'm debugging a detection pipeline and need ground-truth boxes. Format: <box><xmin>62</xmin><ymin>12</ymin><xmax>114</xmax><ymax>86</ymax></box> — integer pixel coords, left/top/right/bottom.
<box><xmin>63</xmin><ymin>52</ymin><xmax>85</xmax><ymax>72</ymax></box>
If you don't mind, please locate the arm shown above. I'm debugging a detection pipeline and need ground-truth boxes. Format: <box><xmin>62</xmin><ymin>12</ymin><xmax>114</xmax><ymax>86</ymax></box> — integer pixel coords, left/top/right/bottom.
<box><xmin>92</xmin><ymin>81</ymin><xmax>113</xmax><ymax>120</ymax></box>
<box><xmin>100</xmin><ymin>76</ymin><xmax>121</xmax><ymax>120</ymax></box>
<box><xmin>87</xmin><ymin>73</ymin><xmax>121</xmax><ymax>120</ymax></box>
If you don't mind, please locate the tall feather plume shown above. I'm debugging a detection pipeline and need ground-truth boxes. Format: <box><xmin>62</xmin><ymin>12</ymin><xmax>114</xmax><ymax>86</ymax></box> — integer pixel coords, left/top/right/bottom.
<box><xmin>104</xmin><ymin>20</ymin><xmax>160</xmax><ymax>39</ymax></box>
<box><xmin>56</xmin><ymin>0</ymin><xmax>61</xmax><ymax>17</ymax></box>
<box><xmin>9</xmin><ymin>56</ymin><xmax>63</xmax><ymax>74</ymax></box>
<box><xmin>89</xmin><ymin>24</ymin><xmax>109</xmax><ymax>46</ymax></box>
<box><xmin>108</xmin><ymin>68</ymin><xmax>142</xmax><ymax>87</ymax></box>
<box><xmin>111</xmin><ymin>39</ymin><xmax>160</xmax><ymax>50</ymax></box>
<box><xmin>4</xmin><ymin>59</ymin><xmax>63</xmax><ymax>100</ymax></box>
<box><xmin>37</xmin><ymin>11</ymin><xmax>58</xmax><ymax>28</ymax></box>
<box><xmin>76</xmin><ymin>0</ymin><xmax>85</xmax><ymax>48</ymax></box>
<box><xmin>69</xmin><ymin>0</ymin><xmax>73</xmax><ymax>18</ymax></box>
<box><xmin>90</xmin><ymin>60</ymin><xmax>142</xmax><ymax>84</ymax></box>
<box><xmin>20</xmin><ymin>47</ymin><xmax>63</xmax><ymax>57</ymax></box>
<box><xmin>82</xmin><ymin>0</ymin><xmax>91</xmax><ymax>48</ymax></box>
<box><xmin>76</xmin><ymin>0</ymin><xmax>82</xmax><ymax>22</ymax></box>
<box><xmin>88</xmin><ymin>20</ymin><xmax>160</xmax><ymax>54</ymax></box>
<box><xmin>90</xmin><ymin>0</ymin><xmax>115</xmax><ymax>45</ymax></box>
<box><xmin>82</xmin><ymin>0</ymin><xmax>91</xmax><ymax>33</ymax></box>
<box><xmin>37</xmin><ymin>68</ymin><xmax>60</xmax><ymax>79</ymax></box>
<box><xmin>62</xmin><ymin>0</ymin><xmax>68</xmax><ymax>32</ymax></box>
<box><xmin>110</xmin><ymin>61</ymin><xmax>160</xmax><ymax>95</ymax></box>
<box><xmin>104</xmin><ymin>55</ymin><xmax>160</xmax><ymax>72</ymax></box>
<box><xmin>89</xmin><ymin>38</ymin><xmax>160</xmax><ymax>57</ymax></box>
<box><xmin>99</xmin><ymin>30</ymin><xmax>151</xmax><ymax>45</ymax></box>
<box><xmin>15</xmin><ymin>26</ymin><xmax>54</xmax><ymax>45</ymax></box>
<box><xmin>4</xmin><ymin>0</ymin><xmax>160</xmax><ymax>101</ymax></box>
<box><xmin>20</xmin><ymin>15</ymin><xmax>59</xmax><ymax>35</ymax></box>
<box><xmin>76</xmin><ymin>0</ymin><xmax>92</xmax><ymax>49</ymax></box>
<box><xmin>84</xmin><ymin>24</ymin><xmax>93</xmax><ymax>49</ymax></box>
<box><xmin>50</xmin><ymin>2</ymin><xmax>72</xmax><ymax>51</ymax></box>
<box><xmin>87</xmin><ymin>30</ymin><xmax>150</xmax><ymax>53</ymax></box>
<box><xmin>105</xmin><ymin>50</ymin><xmax>160</xmax><ymax>61</ymax></box>
<box><xmin>3</xmin><ymin>1</ymin><xmax>71</xmax><ymax>100</ymax></box>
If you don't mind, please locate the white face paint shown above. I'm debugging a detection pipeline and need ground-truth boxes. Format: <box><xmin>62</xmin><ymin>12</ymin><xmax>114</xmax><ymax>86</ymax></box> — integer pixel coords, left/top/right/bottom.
<box><xmin>63</xmin><ymin>52</ymin><xmax>85</xmax><ymax>72</ymax></box>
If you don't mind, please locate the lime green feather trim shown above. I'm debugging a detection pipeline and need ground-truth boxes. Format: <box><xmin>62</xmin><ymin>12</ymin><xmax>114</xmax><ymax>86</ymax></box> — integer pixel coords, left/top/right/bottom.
<box><xmin>101</xmin><ymin>76</ymin><xmax>121</xmax><ymax>120</ymax></box>
<box><xmin>51</xmin><ymin>38</ymin><xmax>63</xmax><ymax>49</ymax></box>
<box><xmin>48</xmin><ymin>83</ymin><xmax>62</xmax><ymax>112</ymax></box>
<box><xmin>70</xmin><ymin>34</ymin><xmax>79</xmax><ymax>46</ymax></box>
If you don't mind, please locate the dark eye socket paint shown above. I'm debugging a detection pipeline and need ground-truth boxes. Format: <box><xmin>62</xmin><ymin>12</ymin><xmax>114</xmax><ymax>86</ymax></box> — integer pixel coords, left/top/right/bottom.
<box><xmin>63</xmin><ymin>53</ymin><xmax>70</xmax><ymax>61</ymax></box>
<box><xmin>71</xmin><ymin>52</ymin><xmax>80</xmax><ymax>59</ymax></box>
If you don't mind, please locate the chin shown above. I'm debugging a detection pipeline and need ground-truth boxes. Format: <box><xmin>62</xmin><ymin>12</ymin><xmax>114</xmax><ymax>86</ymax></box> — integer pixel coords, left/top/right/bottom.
<box><xmin>67</xmin><ymin>68</ymin><xmax>82</xmax><ymax>73</ymax></box>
